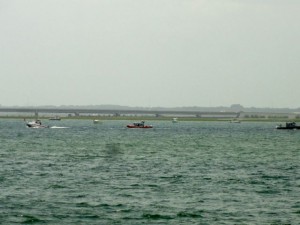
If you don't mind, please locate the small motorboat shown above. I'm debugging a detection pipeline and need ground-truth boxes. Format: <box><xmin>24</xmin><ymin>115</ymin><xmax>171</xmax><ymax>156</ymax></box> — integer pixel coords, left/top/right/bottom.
<box><xmin>127</xmin><ymin>121</ymin><xmax>153</xmax><ymax>128</ymax></box>
<box><xmin>93</xmin><ymin>119</ymin><xmax>102</xmax><ymax>124</ymax></box>
<box><xmin>230</xmin><ymin>119</ymin><xmax>241</xmax><ymax>123</ymax></box>
<box><xmin>276</xmin><ymin>122</ymin><xmax>300</xmax><ymax>130</ymax></box>
<box><xmin>172</xmin><ymin>118</ymin><xmax>178</xmax><ymax>123</ymax></box>
<box><xmin>26</xmin><ymin>120</ymin><xmax>49</xmax><ymax>128</ymax></box>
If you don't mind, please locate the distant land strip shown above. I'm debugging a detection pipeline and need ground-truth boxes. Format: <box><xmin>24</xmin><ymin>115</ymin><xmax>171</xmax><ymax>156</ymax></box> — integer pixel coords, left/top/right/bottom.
<box><xmin>0</xmin><ymin>107</ymin><xmax>299</xmax><ymax>120</ymax></box>
<box><xmin>0</xmin><ymin>107</ymin><xmax>237</xmax><ymax>116</ymax></box>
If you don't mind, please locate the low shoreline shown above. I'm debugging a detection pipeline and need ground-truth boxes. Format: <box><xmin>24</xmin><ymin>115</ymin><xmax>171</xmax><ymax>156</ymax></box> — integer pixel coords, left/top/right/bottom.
<box><xmin>1</xmin><ymin>115</ymin><xmax>299</xmax><ymax>123</ymax></box>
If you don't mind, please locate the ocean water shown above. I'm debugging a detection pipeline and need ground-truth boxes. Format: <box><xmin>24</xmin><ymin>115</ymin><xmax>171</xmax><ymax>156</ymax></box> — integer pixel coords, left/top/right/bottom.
<box><xmin>0</xmin><ymin>119</ymin><xmax>299</xmax><ymax>224</ymax></box>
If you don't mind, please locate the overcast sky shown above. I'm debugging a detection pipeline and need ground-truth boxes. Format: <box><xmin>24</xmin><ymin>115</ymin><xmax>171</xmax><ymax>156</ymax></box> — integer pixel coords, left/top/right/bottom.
<box><xmin>0</xmin><ymin>0</ymin><xmax>299</xmax><ymax>108</ymax></box>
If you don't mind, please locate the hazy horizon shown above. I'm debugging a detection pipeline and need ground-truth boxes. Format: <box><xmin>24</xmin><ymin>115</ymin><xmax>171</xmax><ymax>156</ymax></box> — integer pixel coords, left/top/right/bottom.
<box><xmin>1</xmin><ymin>103</ymin><xmax>299</xmax><ymax>111</ymax></box>
<box><xmin>1</xmin><ymin>0</ymin><xmax>299</xmax><ymax>108</ymax></box>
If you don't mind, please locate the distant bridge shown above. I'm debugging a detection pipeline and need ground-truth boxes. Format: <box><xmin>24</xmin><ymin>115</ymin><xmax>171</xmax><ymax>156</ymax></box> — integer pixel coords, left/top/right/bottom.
<box><xmin>0</xmin><ymin>107</ymin><xmax>239</xmax><ymax>118</ymax></box>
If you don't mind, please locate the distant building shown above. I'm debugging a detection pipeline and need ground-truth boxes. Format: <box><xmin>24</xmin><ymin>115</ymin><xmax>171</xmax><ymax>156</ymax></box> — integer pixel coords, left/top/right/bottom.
<box><xmin>230</xmin><ymin>104</ymin><xmax>244</xmax><ymax>112</ymax></box>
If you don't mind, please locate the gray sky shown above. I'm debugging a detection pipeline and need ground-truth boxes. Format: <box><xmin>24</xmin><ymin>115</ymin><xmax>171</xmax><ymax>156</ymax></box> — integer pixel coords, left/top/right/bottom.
<box><xmin>0</xmin><ymin>0</ymin><xmax>299</xmax><ymax>108</ymax></box>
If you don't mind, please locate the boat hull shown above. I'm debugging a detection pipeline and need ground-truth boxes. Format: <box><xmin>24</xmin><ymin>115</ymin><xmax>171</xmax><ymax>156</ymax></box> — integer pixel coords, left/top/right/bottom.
<box><xmin>276</xmin><ymin>126</ymin><xmax>300</xmax><ymax>130</ymax></box>
<box><xmin>26</xmin><ymin>124</ymin><xmax>49</xmax><ymax>128</ymax></box>
<box><xmin>127</xmin><ymin>125</ymin><xmax>153</xmax><ymax>128</ymax></box>
<box><xmin>27</xmin><ymin>125</ymin><xmax>49</xmax><ymax>128</ymax></box>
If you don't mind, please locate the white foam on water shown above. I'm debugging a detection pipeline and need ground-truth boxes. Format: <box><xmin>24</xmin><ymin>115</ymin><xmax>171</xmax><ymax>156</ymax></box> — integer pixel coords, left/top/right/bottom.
<box><xmin>50</xmin><ymin>126</ymin><xmax>69</xmax><ymax>129</ymax></box>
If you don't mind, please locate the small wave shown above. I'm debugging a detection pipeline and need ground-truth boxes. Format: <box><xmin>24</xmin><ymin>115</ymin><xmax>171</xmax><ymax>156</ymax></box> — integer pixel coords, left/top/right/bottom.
<box><xmin>256</xmin><ymin>189</ymin><xmax>280</xmax><ymax>194</ymax></box>
<box><xmin>76</xmin><ymin>202</ymin><xmax>91</xmax><ymax>208</ymax></box>
<box><xmin>294</xmin><ymin>210</ymin><xmax>300</xmax><ymax>214</ymax></box>
<box><xmin>48</xmin><ymin>184</ymin><xmax>66</xmax><ymax>189</ymax></box>
<box><xmin>261</xmin><ymin>174</ymin><xmax>289</xmax><ymax>180</ymax></box>
<box><xmin>142</xmin><ymin>213</ymin><xmax>174</xmax><ymax>220</ymax></box>
<box><xmin>21</xmin><ymin>214</ymin><xmax>43</xmax><ymax>223</ymax></box>
<box><xmin>177</xmin><ymin>211</ymin><xmax>204</xmax><ymax>218</ymax></box>
<box><xmin>76</xmin><ymin>202</ymin><xmax>125</xmax><ymax>209</ymax></box>
<box><xmin>76</xmin><ymin>214</ymin><xmax>100</xmax><ymax>219</ymax></box>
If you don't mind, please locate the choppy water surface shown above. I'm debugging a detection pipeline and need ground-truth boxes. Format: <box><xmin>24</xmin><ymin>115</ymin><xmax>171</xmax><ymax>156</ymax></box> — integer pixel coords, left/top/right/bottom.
<box><xmin>0</xmin><ymin>119</ymin><xmax>299</xmax><ymax>224</ymax></box>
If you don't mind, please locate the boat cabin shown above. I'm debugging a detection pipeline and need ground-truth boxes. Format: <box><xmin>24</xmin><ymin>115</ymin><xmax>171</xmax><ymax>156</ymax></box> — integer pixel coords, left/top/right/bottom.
<box><xmin>286</xmin><ymin>122</ymin><xmax>296</xmax><ymax>128</ymax></box>
<box><xmin>133</xmin><ymin>121</ymin><xmax>145</xmax><ymax>127</ymax></box>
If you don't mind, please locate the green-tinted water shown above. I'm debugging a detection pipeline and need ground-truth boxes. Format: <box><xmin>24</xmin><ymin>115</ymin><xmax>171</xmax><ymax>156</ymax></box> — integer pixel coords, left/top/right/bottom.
<box><xmin>0</xmin><ymin>119</ymin><xmax>299</xmax><ymax>224</ymax></box>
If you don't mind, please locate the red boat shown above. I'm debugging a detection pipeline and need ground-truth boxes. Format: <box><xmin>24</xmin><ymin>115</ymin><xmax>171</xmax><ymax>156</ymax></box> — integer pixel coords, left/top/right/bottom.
<box><xmin>127</xmin><ymin>121</ymin><xmax>153</xmax><ymax>128</ymax></box>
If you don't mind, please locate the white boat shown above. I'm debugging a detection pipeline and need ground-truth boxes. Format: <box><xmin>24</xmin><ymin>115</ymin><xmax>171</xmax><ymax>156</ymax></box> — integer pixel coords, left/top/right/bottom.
<box><xmin>172</xmin><ymin>118</ymin><xmax>178</xmax><ymax>123</ymax></box>
<box><xmin>230</xmin><ymin>119</ymin><xmax>241</xmax><ymax>123</ymax></box>
<box><xmin>26</xmin><ymin>120</ymin><xmax>49</xmax><ymax>128</ymax></box>
<box><xmin>93</xmin><ymin>119</ymin><xmax>102</xmax><ymax>124</ymax></box>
